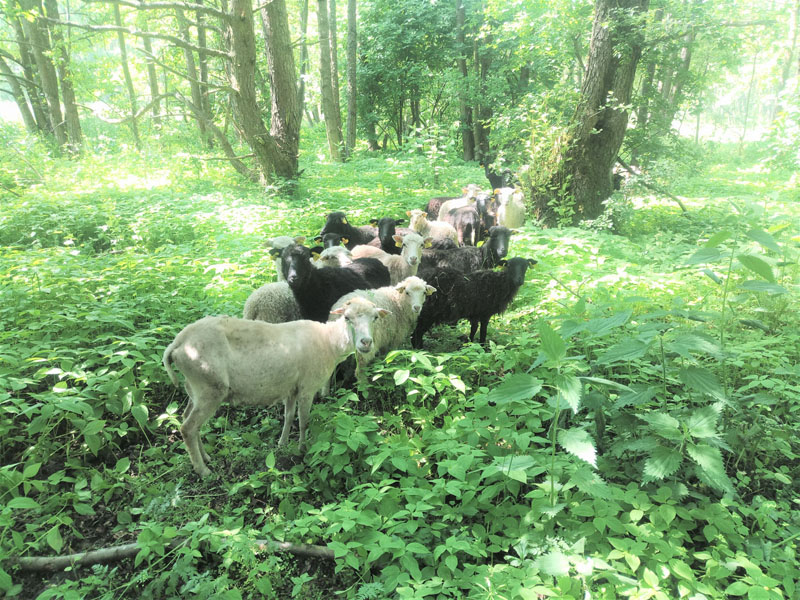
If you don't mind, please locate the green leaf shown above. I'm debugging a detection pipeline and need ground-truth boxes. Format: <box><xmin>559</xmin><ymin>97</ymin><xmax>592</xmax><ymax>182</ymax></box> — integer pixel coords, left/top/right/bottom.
<box><xmin>585</xmin><ymin>311</ymin><xmax>631</xmax><ymax>336</ymax></box>
<box><xmin>555</xmin><ymin>374</ymin><xmax>582</xmax><ymax>413</ymax></box>
<box><xmin>686</xmin><ymin>247</ymin><xmax>721</xmax><ymax>265</ymax></box>
<box><xmin>685</xmin><ymin>405</ymin><xmax>722</xmax><ymax>439</ymax></box>
<box><xmin>669</xmin><ymin>559</ymin><xmax>695</xmax><ymax>581</ymax></box>
<box><xmin>724</xmin><ymin>581</ymin><xmax>750</xmax><ymax>596</ymax></box>
<box><xmin>328</xmin><ymin>541</ymin><xmax>348</xmax><ymax>558</ymax></box>
<box><xmin>638</xmin><ymin>412</ymin><xmax>682</xmax><ymax>440</ymax></box>
<box><xmin>8</xmin><ymin>497</ymin><xmax>41</xmax><ymax>510</ymax></box>
<box><xmin>538</xmin><ymin>322</ymin><xmax>566</xmax><ymax>363</ymax></box>
<box><xmin>687</xmin><ymin>443</ymin><xmax>733</xmax><ymax>493</ymax></box>
<box><xmin>131</xmin><ymin>404</ymin><xmax>149</xmax><ymax>428</ymax></box>
<box><xmin>596</xmin><ymin>339</ymin><xmax>650</xmax><ymax>364</ymax></box>
<box><xmin>23</xmin><ymin>462</ymin><xmax>42</xmax><ymax>479</ymax></box>
<box><xmin>702</xmin><ymin>269</ymin><xmax>722</xmax><ymax>284</ymax></box>
<box><xmin>485</xmin><ymin>374</ymin><xmax>542</xmax><ymax>406</ymax></box>
<box><xmin>739</xmin><ymin>281</ymin><xmax>789</xmax><ymax>295</ymax></box>
<box><xmin>737</xmin><ymin>254</ymin><xmax>775</xmax><ymax>283</ymax></box>
<box><xmin>394</xmin><ymin>369</ymin><xmax>410</xmax><ymax>385</ymax></box>
<box><xmin>406</xmin><ymin>542</ymin><xmax>430</xmax><ymax>555</ymax></box>
<box><xmin>704</xmin><ymin>231</ymin><xmax>732</xmax><ymax>248</ymax></box>
<box><xmin>47</xmin><ymin>526</ymin><xmax>64</xmax><ymax>553</ymax></box>
<box><xmin>679</xmin><ymin>367</ymin><xmax>725</xmax><ymax>401</ymax></box>
<box><xmin>82</xmin><ymin>419</ymin><xmax>106</xmax><ymax>436</ymax></box>
<box><xmin>558</xmin><ymin>428</ymin><xmax>596</xmax><ymax>467</ymax></box>
<box><xmin>746</xmin><ymin>229</ymin><xmax>781</xmax><ymax>253</ymax></box>
<box><xmin>444</xmin><ymin>554</ymin><xmax>457</xmax><ymax>572</ymax></box>
<box><xmin>643</xmin><ymin>446</ymin><xmax>683</xmax><ymax>481</ymax></box>
<box><xmin>612</xmin><ymin>387</ymin><xmax>656</xmax><ymax>409</ymax></box>
<box><xmin>537</xmin><ymin>551</ymin><xmax>570</xmax><ymax>577</ymax></box>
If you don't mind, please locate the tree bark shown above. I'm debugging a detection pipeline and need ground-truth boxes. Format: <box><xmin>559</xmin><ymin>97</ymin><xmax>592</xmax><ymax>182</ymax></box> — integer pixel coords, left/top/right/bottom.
<box><xmin>43</xmin><ymin>0</ymin><xmax>82</xmax><ymax>151</ymax></box>
<box><xmin>344</xmin><ymin>0</ymin><xmax>356</xmax><ymax>157</ymax></box>
<box><xmin>329</xmin><ymin>0</ymin><xmax>341</xmax><ymax>114</ymax></box>
<box><xmin>317</xmin><ymin>0</ymin><xmax>343</xmax><ymax>160</ymax></box>
<box><xmin>112</xmin><ymin>3</ymin><xmax>141</xmax><ymax>148</ymax></box>
<box><xmin>18</xmin><ymin>0</ymin><xmax>67</xmax><ymax>147</ymax></box>
<box><xmin>140</xmin><ymin>30</ymin><xmax>161</xmax><ymax>124</ymax></box>
<box><xmin>532</xmin><ymin>0</ymin><xmax>649</xmax><ymax>226</ymax></box>
<box><xmin>471</xmin><ymin>32</ymin><xmax>492</xmax><ymax>164</ymax></box>
<box><xmin>195</xmin><ymin>0</ymin><xmax>213</xmax><ymax>144</ymax></box>
<box><xmin>456</xmin><ymin>0</ymin><xmax>474</xmax><ymax>161</ymax></box>
<box><xmin>297</xmin><ymin>0</ymin><xmax>310</xmax><ymax>126</ymax></box>
<box><xmin>0</xmin><ymin>55</ymin><xmax>38</xmax><ymax>131</ymax></box>
<box><xmin>175</xmin><ymin>6</ymin><xmax>210</xmax><ymax>145</ymax></box>
<box><xmin>10</xmin><ymin>15</ymin><xmax>50</xmax><ymax>131</ymax></box>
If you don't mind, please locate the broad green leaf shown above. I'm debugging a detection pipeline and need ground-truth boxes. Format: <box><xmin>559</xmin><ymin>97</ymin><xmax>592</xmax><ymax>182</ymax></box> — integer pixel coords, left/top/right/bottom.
<box><xmin>445</xmin><ymin>554</ymin><xmax>457</xmax><ymax>572</ymax></box>
<box><xmin>737</xmin><ymin>254</ymin><xmax>775</xmax><ymax>283</ymax></box>
<box><xmin>406</xmin><ymin>542</ymin><xmax>430</xmax><ymax>555</ymax></box>
<box><xmin>328</xmin><ymin>541</ymin><xmax>348</xmax><ymax>558</ymax></box>
<box><xmin>131</xmin><ymin>404</ymin><xmax>149</xmax><ymax>428</ymax></box>
<box><xmin>702</xmin><ymin>268</ymin><xmax>722</xmax><ymax>284</ymax></box>
<box><xmin>8</xmin><ymin>497</ymin><xmax>41</xmax><ymax>510</ymax></box>
<box><xmin>555</xmin><ymin>374</ymin><xmax>582</xmax><ymax>413</ymax></box>
<box><xmin>746</xmin><ymin>229</ymin><xmax>781</xmax><ymax>253</ymax></box>
<box><xmin>724</xmin><ymin>581</ymin><xmax>750</xmax><ymax>596</ymax></box>
<box><xmin>638</xmin><ymin>412</ymin><xmax>682</xmax><ymax>440</ymax></box>
<box><xmin>23</xmin><ymin>462</ymin><xmax>41</xmax><ymax>478</ymax></box>
<box><xmin>394</xmin><ymin>369</ymin><xmax>410</xmax><ymax>385</ymax></box>
<box><xmin>686</xmin><ymin>247</ymin><xmax>721</xmax><ymax>265</ymax></box>
<box><xmin>612</xmin><ymin>386</ymin><xmax>656</xmax><ymax>409</ymax></box>
<box><xmin>570</xmin><ymin>466</ymin><xmax>613</xmax><ymax>499</ymax></box>
<box><xmin>687</xmin><ymin>443</ymin><xmax>733</xmax><ymax>493</ymax></box>
<box><xmin>669</xmin><ymin>559</ymin><xmax>695</xmax><ymax>581</ymax></box>
<box><xmin>669</xmin><ymin>333</ymin><xmax>722</xmax><ymax>360</ymax></box>
<box><xmin>643</xmin><ymin>446</ymin><xmax>682</xmax><ymax>481</ymax></box>
<box><xmin>83</xmin><ymin>419</ymin><xmax>106</xmax><ymax>436</ymax></box>
<box><xmin>537</xmin><ymin>551</ymin><xmax>570</xmax><ymax>577</ymax></box>
<box><xmin>739</xmin><ymin>281</ymin><xmax>789</xmax><ymax>295</ymax></box>
<box><xmin>679</xmin><ymin>367</ymin><xmax>725</xmax><ymax>401</ymax></box>
<box><xmin>46</xmin><ymin>526</ymin><xmax>64</xmax><ymax>553</ymax></box>
<box><xmin>579</xmin><ymin>376</ymin><xmax>632</xmax><ymax>392</ymax></box>
<box><xmin>597</xmin><ymin>339</ymin><xmax>650</xmax><ymax>365</ymax></box>
<box><xmin>558</xmin><ymin>428</ymin><xmax>596</xmax><ymax>467</ymax></box>
<box><xmin>585</xmin><ymin>311</ymin><xmax>631</xmax><ymax>337</ymax></box>
<box><xmin>485</xmin><ymin>374</ymin><xmax>542</xmax><ymax>406</ymax></box>
<box><xmin>685</xmin><ymin>405</ymin><xmax>722</xmax><ymax>439</ymax></box>
<box><xmin>703</xmin><ymin>231</ymin><xmax>732</xmax><ymax>248</ymax></box>
<box><xmin>538</xmin><ymin>322</ymin><xmax>566</xmax><ymax>363</ymax></box>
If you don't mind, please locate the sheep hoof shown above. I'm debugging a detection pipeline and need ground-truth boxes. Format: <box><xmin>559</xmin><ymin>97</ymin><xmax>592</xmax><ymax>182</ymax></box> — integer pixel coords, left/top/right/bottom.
<box><xmin>196</xmin><ymin>465</ymin><xmax>213</xmax><ymax>479</ymax></box>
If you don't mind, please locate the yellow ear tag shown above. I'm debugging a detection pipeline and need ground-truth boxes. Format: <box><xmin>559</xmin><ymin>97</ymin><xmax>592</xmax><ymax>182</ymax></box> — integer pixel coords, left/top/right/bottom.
<box><xmin>424</xmin><ymin>241</ymin><xmax>432</xmax><ymax>248</ymax></box>
<box><xmin>342</xmin><ymin>237</ymin><xmax>349</xmax><ymax>245</ymax></box>
<box><xmin>395</xmin><ymin>240</ymin><xmax>403</xmax><ymax>248</ymax></box>
<box><xmin>312</xmin><ymin>252</ymin><xmax>321</xmax><ymax>259</ymax></box>
<box><xmin>342</xmin><ymin>218</ymin><xmax>348</xmax><ymax>224</ymax></box>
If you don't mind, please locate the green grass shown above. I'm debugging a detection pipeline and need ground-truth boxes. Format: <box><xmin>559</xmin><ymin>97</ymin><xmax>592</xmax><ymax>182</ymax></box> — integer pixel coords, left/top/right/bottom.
<box><xmin>1</xmin><ymin>126</ymin><xmax>799</xmax><ymax>599</ymax></box>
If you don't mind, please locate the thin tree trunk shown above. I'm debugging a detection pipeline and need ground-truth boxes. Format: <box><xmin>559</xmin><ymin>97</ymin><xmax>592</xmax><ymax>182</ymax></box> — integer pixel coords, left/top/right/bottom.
<box><xmin>10</xmin><ymin>16</ymin><xmax>49</xmax><ymax>131</ymax></box>
<box><xmin>195</xmin><ymin>0</ymin><xmax>213</xmax><ymax>145</ymax></box>
<box><xmin>344</xmin><ymin>0</ymin><xmax>356</xmax><ymax>158</ymax></box>
<box><xmin>456</xmin><ymin>0</ymin><xmax>474</xmax><ymax>161</ymax></box>
<box><xmin>43</xmin><ymin>0</ymin><xmax>81</xmax><ymax>151</ymax></box>
<box><xmin>175</xmin><ymin>7</ymin><xmax>210</xmax><ymax>145</ymax></box>
<box><xmin>329</xmin><ymin>0</ymin><xmax>341</xmax><ymax>113</ymax></box>
<box><xmin>0</xmin><ymin>55</ymin><xmax>38</xmax><ymax>131</ymax></box>
<box><xmin>317</xmin><ymin>0</ymin><xmax>343</xmax><ymax>160</ymax></box>
<box><xmin>297</xmin><ymin>0</ymin><xmax>310</xmax><ymax>126</ymax></box>
<box><xmin>471</xmin><ymin>32</ymin><xmax>491</xmax><ymax>164</ymax></box>
<box><xmin>141</xmin><ymin>32</ymin><xmax>161</xmax><ymax>124</ymax></box>
<box><xmin>112</xmin><ymin>3</ymin><xmax>141</xmax><ymax>148</ymax></box>
<box><xmin>18</xmin><ymin>0</ymin><xmax>67</xmax><ymax>147</ymax></box>
<box><xmin>739</xmin><ymin>51</ymin><xmax>759</xmax><ymax>147</ymax></box>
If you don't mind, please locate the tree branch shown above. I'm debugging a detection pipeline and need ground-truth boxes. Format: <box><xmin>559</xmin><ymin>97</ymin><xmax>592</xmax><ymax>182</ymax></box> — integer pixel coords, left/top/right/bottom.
<box><xmin>646</xmin><ymin>19</ymin><xmax>775</xmax><ymax>47</ymax></box>
<box><xmin>12</xmin><ymin>536</ymin><xmax>335</xmax><ymax>572</ymax></box>
<box><xmin>616</xmin><ymin>157</ymin><xmax>690</xmax><ymax>216</ymax></box>
<box><xmin>82</xmin><ymin>0</ymin><xmax>229</xmax><ymax>20</ymax></box>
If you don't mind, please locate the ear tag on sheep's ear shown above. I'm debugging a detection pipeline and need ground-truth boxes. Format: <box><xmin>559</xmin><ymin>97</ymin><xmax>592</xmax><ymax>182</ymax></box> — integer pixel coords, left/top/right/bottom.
<box><xmin>342</xmin><ymin>218</ymin><xmax>348</xmax><ymax>224</ymax></box>
<box><xmin>312</xmin><ymin>251</ymin><xmax>321</xmax><ymax>260</ymax></box>
<box><xmin>314</xmin><ymin>235</ymin><xmax>323</xmax><ymax>242</ymax></box>
<box><xmin>342</xmin><ymin>237</ymin><xmax>349</xmax><ymax>245</ymax></box>
<box><xmin>269</xmin><ymin>248</ymin><xmax>282</xmax><ymax>259</ymax></box>
<box><xmin>406</xmin><ymin>210</ymin><xmax>412</xmax><ymax>217</ymax></box>
<box><xmin>424</xmin><ymin>241</ymin><xmax>432</xmax><ymax>248</ymax></box>
<box><xmin>426</xmin><ymin>286</ymin><xmax>436</xmax><ymax>296</ymax></box>
<box><xmin>528</xmin><ymin>259</ymin><xmax>538</xmax><ymax>267</ymax></box>
<box><xmin>476</xmin><ymin>240</ymin><xmax>485</xmax><ymax>247</ymax></box>
<box><xmin>395</xmin><ymin>239</ymin><xmax>403</xmax><ymax>248</ymax></box>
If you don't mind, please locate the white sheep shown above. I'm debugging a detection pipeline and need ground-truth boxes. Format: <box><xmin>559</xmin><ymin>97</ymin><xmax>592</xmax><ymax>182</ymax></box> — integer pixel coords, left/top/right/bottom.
<box><xmin>407</xmin><ymin>209</ymin><xmax>459</xmax><ymax>246</ymax></box>
<box><xmin>350</xmin><ymin>232</ymin><xmax>430</xmax><ymax>284</ymax></box>
<box><xmin>330</xmin><ymin>276</ymin><xmax>435</xmax><ymax>365</ymax></box>
<box><xmin>163</xmin><ymin>296</ymin><xmax>389</xmax><ymax>478</ymax></box>
<box><xmin>436</xmin><ymin>184</ymin><xmax>481</xmax><ymax>221</ymax></box>
<box><xmin>266</xmin><ymin>235</ymin><xmax>306</xmax><ymax>282</ymax></box>
<box><xmin>243</xmin><ymin>281</ymin><xmax>302</xmax><ymax>323</ymax></box>
<box><xmin>495</xmin><ymin>187</ymin><xmax>526</xmax><ymax>228</ymax></box>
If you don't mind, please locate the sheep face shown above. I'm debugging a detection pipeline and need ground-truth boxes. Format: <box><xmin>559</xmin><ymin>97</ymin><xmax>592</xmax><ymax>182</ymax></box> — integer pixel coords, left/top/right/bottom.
<box><xmin>281</xmin><ymin>243</ymin><xmax>314</xmax><ymax>286</ymax></box>
<box><xmin>317</xmin><ymin>246</ymin><xmax>353</xmax><ymax>268</ymax></box>
<box><xmin>398</xmin><ymin>232</ymin><xmax>428</xmax><ymax>267</ymax></box>
<box><xmin>314</xmin><ymin>232</ymin><xmax>349</xmax><ymax>248</ymax></box>
<box><xmin>501</xmin><ymin>257</ymin><xmax>537</xmax><ymax>287</ymax></box>
<box><xmin>485</xmin><ymin>226</ymin><xmax>513</xmax><ymax>265</ymax></box>
<box><xmin>407</xmin><ymin>209</ymin><xmax>429</xmax><ymax>231</ymax></box>
<box><xmin>331</xmin><ymin>296</ymin><xmax>389</xmax><ymax>354</ymax></box>
<box><xmin>395</xmin><ymin>276</ymin><xmax>436</xmax><ymax>314</ymax></box>
<box><xmin>319</xmin><ymin>211</ymin><xmax>350</xmax><ymax>237</ymax></box>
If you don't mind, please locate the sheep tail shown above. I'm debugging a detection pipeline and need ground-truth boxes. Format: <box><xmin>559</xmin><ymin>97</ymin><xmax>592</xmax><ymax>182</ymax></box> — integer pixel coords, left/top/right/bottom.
<box><xmin>162</xmin><ymin>340</ymin><xmax>181</xmax><ymax>387</ymax></box>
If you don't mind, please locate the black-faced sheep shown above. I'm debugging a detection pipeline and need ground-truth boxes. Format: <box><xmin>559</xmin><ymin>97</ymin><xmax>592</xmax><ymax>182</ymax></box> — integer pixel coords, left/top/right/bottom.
<box><xmin>407</xmin><ymin>209</ymin><xmax>459</xmax><ymax>247</ymax></box>
<box><xmin>163</xmin><ymin>296</ymin><xmax>389</xmax><ymax>477</ymax></box>
<box><xmin>313</xmin><ymin>246</ymin><xmax>391</xmax><ymax>289</ymax></box>
<box><xmin>331</xmin><ymin>276</ymin><xmax>435</xmax><ymax>365</ymax></box>
<box><xmin>412</xmin><ymin>257</ymin><xmax>536</xmax><ymax>349</ymax></box>
<box><xmin>419</xmin><ymin>226</ymin><xmax>513</xmax><ymax>273</ymax></box>
<box><xmin>267</xmin><ymin>235</ymin><xmax>306</xmax><ymax>282</ymax></box>
<box><xmin>350</xmin><ymin>232</ymin><xmax>430</xmax><ymax>285</ymax></box>
<box><xmin>366</xmin><ymin>217</ymin><xmax>411</xmax><ymax>255</ymax></box>
<box><xmin>319</xmin><ymin>211</ymin><xmax>378</xmax><ymax>250</ymax></box>
<box><xmin>275</xmin><ymin>243</ymin><xmax>373</xmax><ymax>323</ymax></box>
<box><xmin>243</xmin><ymin>281</ymin><xmax>302</xmax><ymax>323</ymax></box>
<box><xmin>314</xmin><ymin>232</ymin><xmax>349</xmax><ymax>249</ymax></box>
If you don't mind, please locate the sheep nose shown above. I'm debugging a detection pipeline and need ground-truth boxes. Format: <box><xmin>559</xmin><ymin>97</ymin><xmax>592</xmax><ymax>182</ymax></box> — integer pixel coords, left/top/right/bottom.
<box><xmin>412</xmin><ymin>304</ymin><xmax>422</xmax><ymax>313</ymax></box>
<box><xmin>409</xmin><ymin>256</ymin><xmax>418</xmax><ymax>265</ymax></box>
<box><xmin>358</xmin><ymin>337</ymin><xmax>373</xmax><ymax>351</ymax></box>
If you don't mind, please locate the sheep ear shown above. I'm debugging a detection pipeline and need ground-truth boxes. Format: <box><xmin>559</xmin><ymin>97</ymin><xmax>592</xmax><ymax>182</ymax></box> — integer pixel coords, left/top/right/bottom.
<box><xmin>394</xmin><ymin>283</ymin><xmax>406</xmax><ymax>293</ymax></box>
<box><xmin>341</xmin><ymin>237</ymin><xmax>349</xmax><ymax>245</ymax></box>
<box><xmin>377</xmin><ymin>309</ymin><xmax>390</xmax><ymax>318</ymax></box>
<box><xmin>369</xmin><ymin>219</ymin><xmax>379</xmax><ymax>225</ymax></box>
<box><xmin>314</xmin><ymin>235</ymin><xmax>323</xmax><ymax>242</ymax></box>
<box><xmin>393</xmin><ymin>235</ymin><xmax>403</xmax><ymax>247</ymax></box>
<box><xmin>424</xmin><ymin>237</ymin><xmax>433</xmax><ymax>248</ymax></box>
<box><xmin>268</xmin><ymin>248</ymin><xmax>282</xmax><ymax>259</ymax></box>
<box><xmin>510</xmin><ymin>229</ymin><xmax>522</xmax><ymax>234</ymax></box>
<box><xmin>406</xmin><ymin>210</ymin><xmax>412</xmax><ymax>217</ymax></box>
<box><xmin>426</xmin><ymin>285</ymin><xmax>436</xmax><ymax>296</ymax></box>
<box><xmin>498</xmin><ymin>259</ymin><xmax>508</xmax><ymax>267</ymax></box>
<box><xmin>294</xmin><ymin>235</ymin><xmax>306</xmax><ymax>244</ymax></box>
<box><xmin>330</xmin><ymin>307</ymin><xmax>344</xmax><ymax>316</ymax></box>
<box><xmin>342</xmin><ymin>217</ymin><xmax>348</xmax><ymax>224</ymax></box>
<box><xmin>528</xmin><ymin>259</ymin><xmax>538</xmax><ymax>267</ymax></box>
<box><xmin>396</xmin><ymin>219</ymin><xmax>406</xmax><ymax>225</ymax></box>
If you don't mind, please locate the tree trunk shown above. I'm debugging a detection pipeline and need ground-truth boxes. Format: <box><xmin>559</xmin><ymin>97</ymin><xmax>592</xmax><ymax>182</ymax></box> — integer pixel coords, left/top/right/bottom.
<box><xmin>112</xmin><ymin>3</ymin><xmax>141</xmax><ymax>149</ymax></box>
<box><xmin>195</xmin><ymin>0</ymin><xmax>213</xmax><ymax>146</ymax></box>
<box><xmin>0</xmin><ymin>55</ymin><xmax>38</xmax><ymax>131</ymax></box>
<box><xmin>10</xmin><ymin>15</ymin><xmax>50</xmax><ymax>131</ymax></box>
<box><xmin>317</xmin><ymin>0</ymin><xmax>343</xmax><ymax>160</ymax></box>
<box><xmin>344</xmin><ymin>0</ymin><xmax>357</xmax><ymax>158</ymax></box>
<box><xmin>140</xmin><ymin>32</ymin><xmax>161</xmax><ymax>124</ymax></box>
<box><xmin>43</xmin><ymin>0</ymin><xmax>81</xmax><ymax>151</ymax></box>
<box><xmin>297</xmin><ymin>0</ymin><xmax>310</xmax><ymax>126</ymax></box>
<box><xmin>739</xmin><ymin>51</ymin><xmax>758</xmax><ymax>147</ymax></box>
<box><xmin>532</xmin><ymin>0</ymin><xmax>649</xmax><ymax>226</ymax></box>
<box><xmin>329</xmin><ymin>0</ymin><xmax>341</xmax><ymax>114</ymax></box>
<box><xmin>18</xmin><ymin>0</ymin><xmax>67</xmax><ymax>147</ymax></box>
<box><xmin>456</xmin><ymin>0</ymin><xmax>474</xmax><ymax>161</ymax></box>
<box><xmin>772</xmin><ymin>0</ymin><xmax>799</xmax><ymax>121</ymax></box>
<box><xmin>472</xmin><ymin>33</ymin><xmax>492</xmax><ymax>164</ymax></box>
<box><xmin>175</xmin><ymin>7</ymin><xmax>210</xmax><ymax>145</ymax></box>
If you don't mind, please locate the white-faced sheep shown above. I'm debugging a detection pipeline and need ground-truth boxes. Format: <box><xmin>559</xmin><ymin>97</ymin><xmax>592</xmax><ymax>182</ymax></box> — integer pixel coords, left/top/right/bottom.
<box><xmin>163</xmin><ymin>296</ymin><xmax>389</xmax><ymax>477</ymax></box>
<box><xmin>331</xmin><ymin>276</ymin><xmax>435</xmax><ymax>365</ymax></box>
<box><xmin>313</xmin><ymin>246</ymin><xmax>391</xmax><ymax>288</ymax></box>
<box><xmin>495</xmin><ymin>187</ymin><xmax>526</xmax><ymax>228</ymax></box>
<box><xmin>267</xmin><ymin>235</ymin><xmax>306</xmax><ymax>282</ymax></box>
<box><xmin>412</xmin><ymin>257</ymin><xmax>536</xmax><ymax>349</ymax></box>
<box><xmin>275</xmin><ymin>243</ymin><xmax>373</xmax><ymax>323</ymax></box>
<box><xmin>424</xmin><ymin>184</ymin><xmax>480</xmax><ymax>220</ymax></box>
<box><xmin>319</xmin><ymin>211</ymin><xmax>378</xmax><ymax>250</ymax></box>
<box><xmin>420</xmin><ymin>225</ymin><xmax>513</xmax><ymax>273</ymax></box>
<box><xmin>350</xmin><ymin>232</ymin><xmax>430</xmax><ymax>284</ymax></box>
<box><xmin>243</xmin><ymin>281</ymin><xmax>302</xmax><ymax>323</ymax></box>
<box><xmin>407</xmin><ymin>209</ymin><xmax>459</xmax><ymax>247</ymax></box>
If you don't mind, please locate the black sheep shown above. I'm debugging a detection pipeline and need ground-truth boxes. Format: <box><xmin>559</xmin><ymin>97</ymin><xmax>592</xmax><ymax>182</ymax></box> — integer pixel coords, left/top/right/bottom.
<box><xmin>366</xmin><ymin>217</ymin><xmax>412</xmax><ymax>255</ymax></box>
<box><xmin>420</xmin><ymin>226</ymin><xmax>512</xmax><ymax>273</ymax></box>
<box><xmin>314</xmin><ymin>232</ymin><xmax>349</xmax><ymax>248</ymax></box>
<box><xmin>474</xmin><ymin>192</ymin><xmax>497</xmax><ymax>239</ymax></box>
<box><xmin>275</xmin><ymin>243</ymin><xmax>372</xmax><ymax>323</ymax></box>
<box><xmin>412</xmin><ymin>257</ymin><xmax>536</xmax><ymax>348</ymax></box>
<box><xmin>440</xmin><ymin>205</ymin><xmax>481</xmax><ymax>246</ymax></box>
<box><xmin>319</xmin><ymin>212</ymin><xmax>378</xmax><ymax>250</ymax></box>
<box><xmin>425</xmin><ymin>196</ymin><xmax>459</xmax><ymax>221</ymax></box>
<box><xmin>314</xmin><ymin>246</ymin><xmax>391</xmax><ymax>289</ymax></box>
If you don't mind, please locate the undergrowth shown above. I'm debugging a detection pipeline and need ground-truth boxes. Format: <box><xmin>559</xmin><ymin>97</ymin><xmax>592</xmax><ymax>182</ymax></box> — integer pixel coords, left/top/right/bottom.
<box><xmin>1</xmin><ymin>125</ymin><xmax>799</xmax><ymax>599</ymax></box>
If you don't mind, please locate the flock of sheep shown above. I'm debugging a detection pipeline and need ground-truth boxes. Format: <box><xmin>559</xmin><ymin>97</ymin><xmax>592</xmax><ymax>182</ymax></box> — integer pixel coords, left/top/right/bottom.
<box><xmin>163</xmin><ymin>184</ymin><xmax>534</xmax><ymax>478</ymax></box>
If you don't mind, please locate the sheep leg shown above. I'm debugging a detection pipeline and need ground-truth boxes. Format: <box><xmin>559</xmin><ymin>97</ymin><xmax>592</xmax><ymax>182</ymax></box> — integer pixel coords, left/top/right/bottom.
<box><xmin>180</xmin><ymin>388</ymin><xmax>223</xmax><ymax>479</ymax></box>
<box><xmin>278</xmin><ymin>394</ymin><xmax>297</xmax><ymax>446</ymax></box>
<box><xmin>183</xmin><ymin>384</ymin><xmax>211</xmax><ymax>464</ymax></box>
<box><xmin>479</xmin><ymin>318</ymin><xmax>490</xmax><ymax>347</ymax></box>
<box><xmin>468</xmin><ymin>319</ymin><xmax>480</xmax><ymax>342</ymax></box>
<box><xmin>297</xmin><ymin>394</ymin><xmax>314</xmax><ymax>450</ymax></box>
